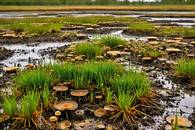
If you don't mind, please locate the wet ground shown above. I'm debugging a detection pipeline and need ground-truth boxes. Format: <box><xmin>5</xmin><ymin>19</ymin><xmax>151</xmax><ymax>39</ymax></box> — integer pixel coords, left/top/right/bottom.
<box><xmin>0</xmin><ymin>11</ymin><xmax>195</xmax><ymax>130</ymax></box>
<box><xmin>1</xmin><ymin>11</ymin><xmax>195</xmax><ymax>27</ymax></box>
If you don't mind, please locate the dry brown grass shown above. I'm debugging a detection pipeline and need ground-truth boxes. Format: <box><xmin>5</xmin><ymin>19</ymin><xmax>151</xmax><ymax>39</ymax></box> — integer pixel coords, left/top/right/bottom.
<box><xmin>1</xmin><ymin>5</ymin><xmax>195</xmax><ymax>12</ymax></box>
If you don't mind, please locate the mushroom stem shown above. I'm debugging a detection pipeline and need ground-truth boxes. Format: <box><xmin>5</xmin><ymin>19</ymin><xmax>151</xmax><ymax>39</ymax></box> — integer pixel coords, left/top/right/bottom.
<box><xmin>65</xmin><ymin>111</ymin><xmax>69</xmax><ymax>119</ymax></box>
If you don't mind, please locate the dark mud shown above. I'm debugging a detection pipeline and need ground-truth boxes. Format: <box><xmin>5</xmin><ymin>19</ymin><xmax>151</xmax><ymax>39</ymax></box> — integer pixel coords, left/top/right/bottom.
<box><xmin>0</xmin><ymin>47</ymin><xmax>13</xmax><ymax>61</ymax></box>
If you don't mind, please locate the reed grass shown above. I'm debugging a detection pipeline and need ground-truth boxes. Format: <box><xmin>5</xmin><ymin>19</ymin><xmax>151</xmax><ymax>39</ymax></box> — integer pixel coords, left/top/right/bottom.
<box><xmin>106</xmin><ymin>88</ymin><xmax>113</xmax><ymax>104</ymax></box>
<box><xmin>100</xmin><ymin>35</ymin><xmax>126</xmax><ymax>48</ymax></box>
<box><xmin>42</xmin><ymin>86</ymin><xmax>50</xmax><ymax>108</ymax></box>
<box><xmin>75</xmin><ymin>42</ymin><xmax>103</xmax><ymax>59</ymax></box>
<box><xmin>15</xmin><ymin>69</ymin><xmax>51</xmax><ymax>93</ymax></box>
<box><xmin>20</xmin><ymin>91</ymin><xmax>40</xmax><ymax>119</ymax></box>
<box><xmin>175</xmin><ymin>59</ymin><xmax>195</xmax><ymax>79</ymax></box>
<box><xmin>1</xmin><ymin>96</ymin><xmax>17</xmax><ymax>117</ymax></box>
<box><xmin>112</xmin><ymin>70</ymin><xmax>151</xmax><ymax>98</ymax></box>
<box><xmin>50</xmin><ymin>61</ymin><xmax>125</xmax><ymax>89</ymax></box>
<box><xmin>111</xmin><ymin>70</ymin><xmax>151</xmax><ymax>123</ymax></box>
<box><xmin>51</xmin><ymin>63</ymin><xmax>75</xmax><ymax>82</ymax></box>
<box><xmin>4</xmin><ymin>23</ymin><xmax>62</xmax><ymax>35</ymax></box>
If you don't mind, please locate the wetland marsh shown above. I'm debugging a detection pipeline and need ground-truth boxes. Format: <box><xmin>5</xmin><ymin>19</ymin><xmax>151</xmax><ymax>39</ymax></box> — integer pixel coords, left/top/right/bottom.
<box><xmin>0</xmin><ymin>5</ymin><xmax>195</xmax><ymax>130</ymax></box>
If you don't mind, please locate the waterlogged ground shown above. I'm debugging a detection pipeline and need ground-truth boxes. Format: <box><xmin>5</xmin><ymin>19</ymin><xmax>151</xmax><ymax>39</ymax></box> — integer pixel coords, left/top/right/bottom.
<box><xmin>0</xmin><ymin>11</ymin><xmax>195</xmax><ymax>130</ymax></box>
<box><xmin>1</xmin><ymin>11</ymin><xmax>195</xmax><ymax>27</ymax></box>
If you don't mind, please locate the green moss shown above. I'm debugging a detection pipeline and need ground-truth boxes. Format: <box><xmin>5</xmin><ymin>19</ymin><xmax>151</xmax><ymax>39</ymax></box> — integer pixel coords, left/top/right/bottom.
<box><xmin>128</xmin><ymin>21</ymin><xmax>155</xmax><ymax>33</ymax></box>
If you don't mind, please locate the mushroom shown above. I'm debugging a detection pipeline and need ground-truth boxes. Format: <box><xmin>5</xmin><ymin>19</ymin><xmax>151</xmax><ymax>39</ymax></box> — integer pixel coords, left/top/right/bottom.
<box><xmin>147</xmin><ymin>36</ymin><xmax>158</xmax><ymax>41</ymax></box>
<box><xmin>166</xmin><ymin>115</ymin><xmax>192</xmax><ymax>127</ymax></box>
<box><xmin>96</xmin><ymin>121</ymin><xmax>105</xmax><ymax>129</ymax></box>
<box><xmin>166</xmin><ymin>48</ymin><xmax>181</xmax><ymax>53</ymax></box>
<box><xmin>3</xmin><ymin>67</ymin><xmax>18</xmax><ymax>73</ymax></box>
<box><xmin>95</xmin><ymin>95</ymin><xmax>103</xmax><ymax>100</ymax></box>
<box><xmin>53</xmin><ymin>85</ymin><xmax>68</xmax><ymax>97</ymax></box>
<box><xmin>70</xmin><ymin>89</ymin><xmax>89</xmax><ymax>97</ymax></box>
<box><xmin>54</xmin><ymin>101</ymin><xmax>78</xmax><ymax>111</ymax></box>
<box><xmin>57</xmin><ymin>120</ymin><xmax>72</xmax><ymax>130</ymax></box>
<box><xmin>55</xmin><ymin>111</ymin><xmax>62</xmax><ymax>117</ymax></box>
<box><xmin>70</xmin><ymin>89</ymin><xmax>89</xmax><ymax>102</ymax></box>
<box><xmin>94</xmin><ymin>108</ymin><xmax>106</xmax><ymax>118</ymax></box>
<box><xmin>103</xmin><ymin>105</ymin><xmax>115</xmax><ymax>112</ymax></box>
<box><xmin>142</xmin><ymin>57</ymin><xmax>153</xmax><ymax>62</ymax></box>
<box><xmin>75</xmin><ymin>109</ymin><xmax>85</xmax><ymax>117</ymax></box>
<box><xmin>49</xmin><ymin>116</ymin><xmax>58</xmax><ymax>128</ymax></box>
<box><xmin>53</xmin><ymin>85</ymin><xmax>68</xmax><ymax>92</ymax></box>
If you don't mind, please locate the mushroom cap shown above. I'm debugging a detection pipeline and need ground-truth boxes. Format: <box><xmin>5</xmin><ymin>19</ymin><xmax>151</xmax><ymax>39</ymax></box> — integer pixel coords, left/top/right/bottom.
<box><xmin>166</xmin><ymin>115</ymin><xmax>192</xmax><ymax>127</ymax></box>
<box><xmin>55</xmin><ymin>111</ymin><xmax>62</xmax><ymax>117</ymax></box>
<box><xmin>95</xmin><ymin>95</ymin><xmax>103</xmax><ymax>99</ymax></box>
<box><xmin>58</xmin><ymin>120</ymin><xmax>72</xmax><ymax>130</ymax></box>
<box><xmin>103</xmin><ymin>105</ymin><xmax>115</xmax><ymax>112</ymax></box>
<box><xmin>166</xmin><ymin>48</ymin><xmax>181</xmax><ymax>53</ymax></box>
<box><xmin>3</xmin><ymin>67</ymin><xmax>18</xmax><ymax>73</ymax></box>
<box><xmin>70</xmin><ymin>90</ymin><xmax>89</xmax><ymax>97</ymax></box>
<box><xmin>53</xmin><ymin>85</ymin><xmax>68</xmax><ymax>92</ymax></box>
<box><xmin>142</xmin><ymin>57</ymin><xmax>153</xmax><ymax>61</ymax></box>
<box><xmin>54</xmin><ymin>101</ymin><xmax>78</xmax><ymax>111</ymax></box>
<box><xmin>147</xmin><ymin>36</ymin><xmax>158</xmax><ymax>41</ymax></box>
<box><xmin>96</xmin><ymin>121</ymin><xmax>105</xmax><ymax>129</ymax></box>
<box><xmin>94</xmin><ymin>108</ymin><xmax>106</xmax><ymax>118</ymax></box>
<box><xmin>49</xmin><ymin>116</ymin><xmax>57</xmax><ymax>122</ymax></box>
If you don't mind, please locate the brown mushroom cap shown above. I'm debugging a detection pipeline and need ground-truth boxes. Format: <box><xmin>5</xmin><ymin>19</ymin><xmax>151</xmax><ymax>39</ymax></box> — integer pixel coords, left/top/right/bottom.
<box><xmin>96</xmin><ymin>121</ymin><xmax>105</xmax><ymax>129</ymax></box>
<box><xmin>70</xmin><ymin>90</ymin><xmax>89</xmax><ymax>97</ymax></box>
<box><xmin>103</xmin><ymin>105</ymin><xmax>115</xmax><ymax>112</ymax></box>
<box><xmin>53</xmin><ymin>86</ymin><xmax>68</xmax><ymax>92</ymax></box>
<box><xmin>54</xmin><ymin>101</ymin><xmax>78</xmax><ymax>111</ymax></box>
<box><xmin>58</xmin><ymin>120</ymin><xmax>72</xmax><ymax>130</ymax></box>
<box><xmin>94</xmin><ymin>108</ymin><xmax>106</xmax><ymax>118</ymax></box>
<box><xmin>3</xmin><ymin>67</ymin><xmax>18</xmax><ymax>73</ymax></box>
<box><xmin>49</xmin><ymin>116</ymin><xmax>58</xmax><ymax>122</ymax></box>
<box><xmin>166</xmin><ymin>115</ymin><xmax>192</xmax><ymax>127</ymax></box>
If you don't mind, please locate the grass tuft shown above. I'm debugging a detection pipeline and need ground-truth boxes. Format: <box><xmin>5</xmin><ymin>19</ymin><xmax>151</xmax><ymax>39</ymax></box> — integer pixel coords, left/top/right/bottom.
<box><xmin>15</xmin><ymin>69</ymin><xmax>51</xmax><ymax>93</ymax></box>
<box><xmin>75</xmin><ymin>42</ymin><xmax>103</xmax><ymax>59</ymax></box>
<box><xmin>100</xmin><ymin>35</ymin><xmax>126</xmax><ymax>48</ymax></box>
<box><xmin>175</xmin><ymin>59</ymin><xmax>195</xmax><ymax>79</ymax></box>
<box><xmin>1</xmin><ymin>96</ymin><xmax>17</xmax><ymax>117</ymax></box>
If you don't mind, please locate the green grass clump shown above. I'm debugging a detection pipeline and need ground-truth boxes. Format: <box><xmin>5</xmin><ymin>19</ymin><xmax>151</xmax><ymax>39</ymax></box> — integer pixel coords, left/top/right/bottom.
<box><xmin>51</xmin><ymin>63</ymin><xmax>75</xmax><ymax>83</ymax></box>
<box><xmin>128</xmin><ymin>21</ymin><xmax>155</xmax><ymax>33</ymax></box>
<box><xmin>106</xmin><ymin>88</ymin><xmax>113</xmax><ymax>104</ymax></box>
<box><xmin>175</xmin><ymin>59</ymin><xmax>195</xmax><ymax>79</ymax></box>
<box><xmin>112</xmin><ymin>71</ymin><xmax>151</xmax><ymax>98</ymax></box>
<box><xmin>1</xmin><ymin>91</ymin><xmax>41</xmax><ymax>128</ymax></box>
<box><xmin>100</xmin><ymin>35</ymin><xmax>126</xmax><ymax>48</ymax></box>
<box><xmin>15</xmin><ymin>69</ymin><xmax>51</xmax><ymax>93</ymax></box>
<box><xmin>42</xmin><ymin>87</ymin><xmax>50</xmax><ymax>108</ymax></box>
<box><xmin>111</xmin><ymin>70</ymin><xmax>151</xmax><ymax>123</ymax></box>
<box><xmin>1</xmin><ymin>96</ymin><xmax>17</xmax><ymax>117</ymax></box>
<box><xmin>156</xmin><ymin>26</ymin><xmax>195</xmax><ymax>38</ymax></box>
<box><xmin>5</xmin><ymin>23</ymin><xmax>62</xmax><ymax>35</ymax></box>
<box><xmin>50</xmin><ymin>61</ymin><xmax>125</xmax><ymax>89</ymax></box>
<box><xmin>20</xmin><ymin>91</ymin><xmax>40</xmax><ymax>119</ymax></box>
<box><xmin>140</xmin><ymin>48</ymin><xmax>162</xmax><ymax>58</ymax></box>
<box><xmin>75</xmin><ymin>42</ymin><xmax>102</xmax><ymax>59</ymax></box>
